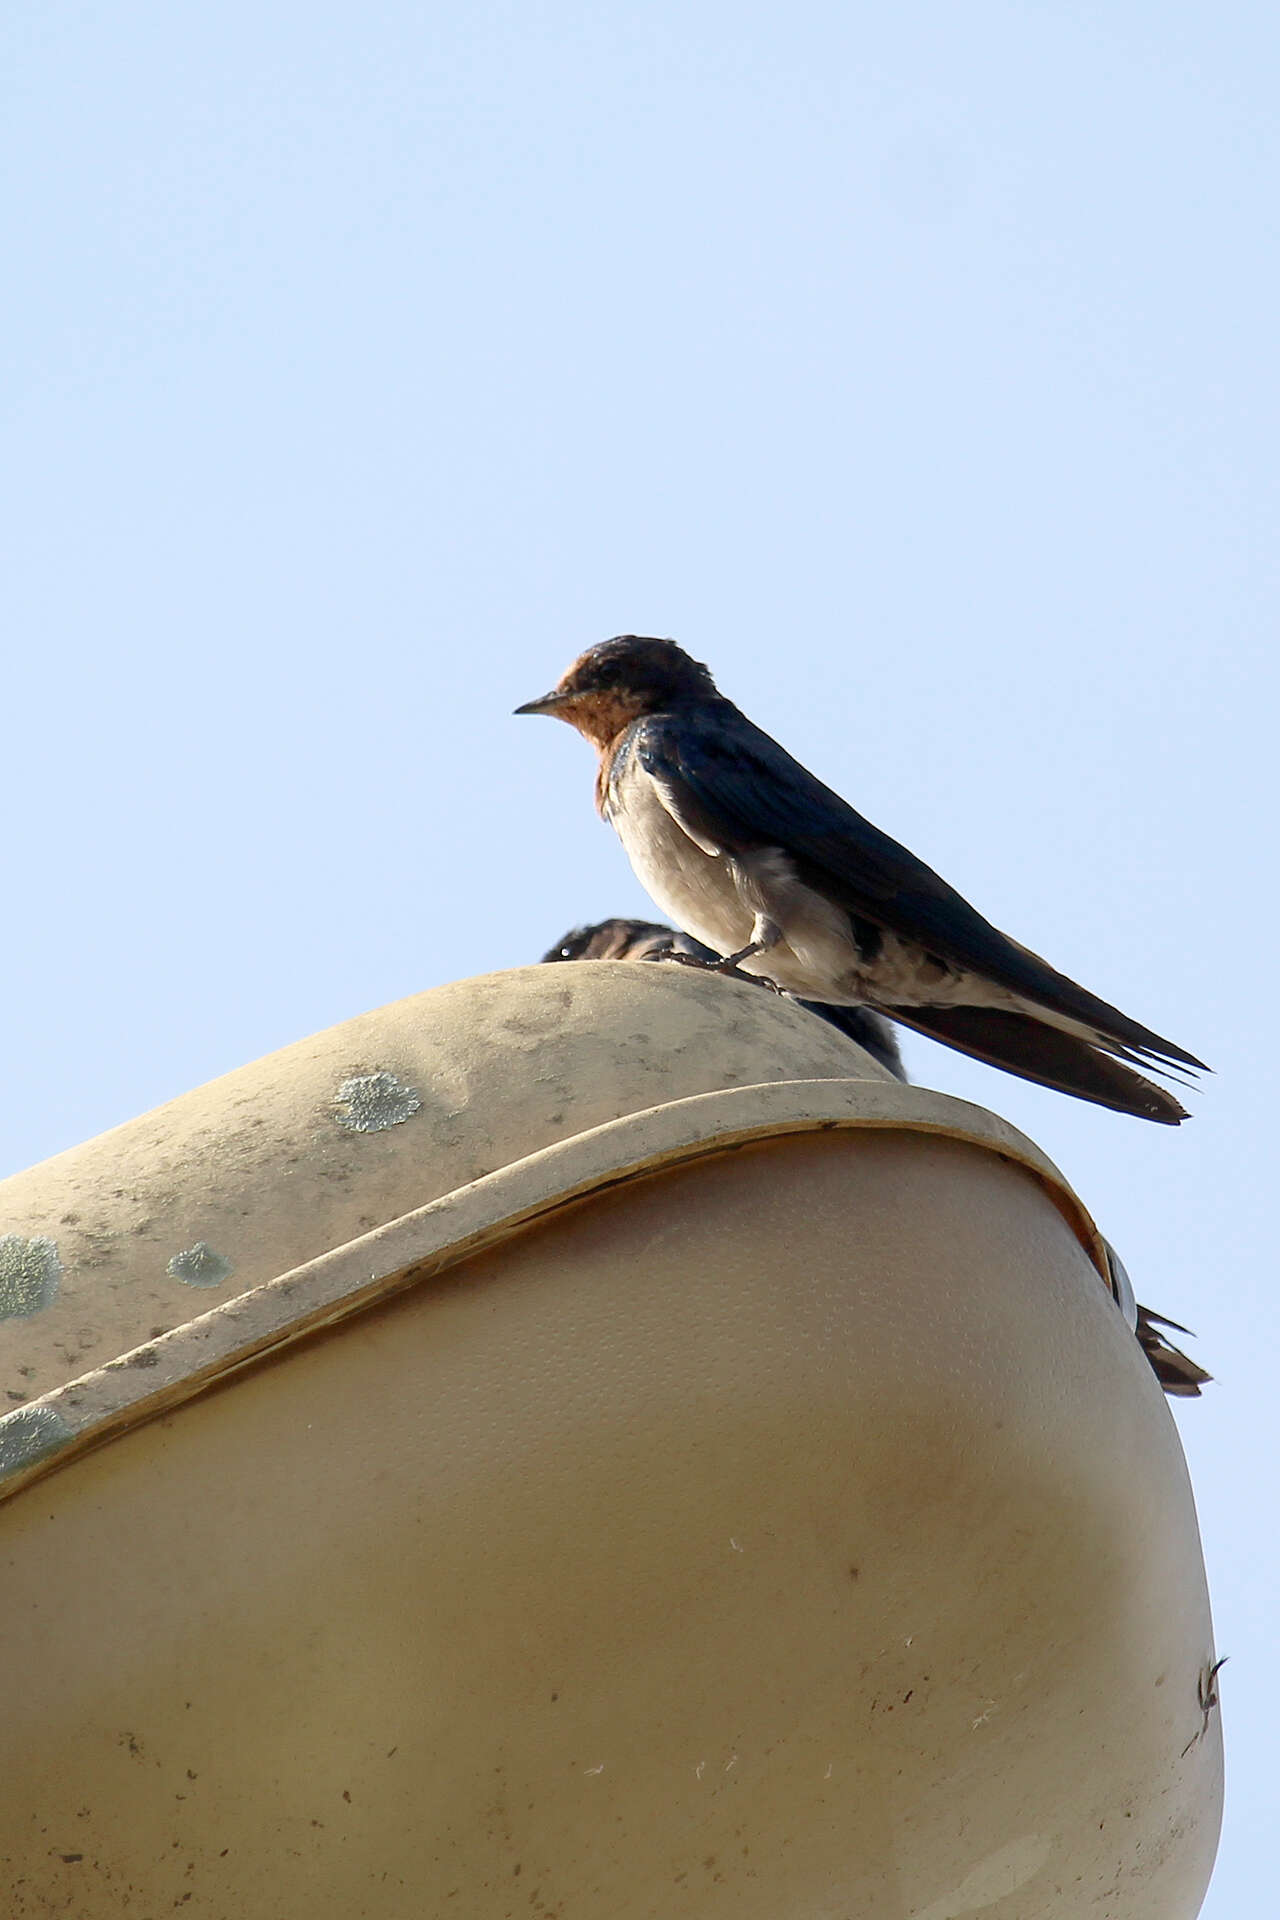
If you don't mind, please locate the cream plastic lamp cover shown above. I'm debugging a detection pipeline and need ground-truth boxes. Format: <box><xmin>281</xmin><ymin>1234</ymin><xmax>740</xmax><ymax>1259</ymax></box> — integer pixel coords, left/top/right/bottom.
<box><xmin>0</xmin><ymin>964</ymin><xmax>1221</xmax><ymax>1918</ymax></box>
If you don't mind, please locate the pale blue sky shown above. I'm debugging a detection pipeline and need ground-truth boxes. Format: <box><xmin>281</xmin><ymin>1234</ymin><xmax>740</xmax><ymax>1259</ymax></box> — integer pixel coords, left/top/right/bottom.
<box><xmin>1</xmin><ymin>4</ymin><xmax>1274</xmax><ymax>1907</ymax></box>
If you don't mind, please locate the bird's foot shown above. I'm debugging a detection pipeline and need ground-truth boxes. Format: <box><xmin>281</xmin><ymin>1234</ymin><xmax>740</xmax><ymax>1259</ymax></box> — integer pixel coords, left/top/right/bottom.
<box><xmin>658</xmin><ymin>949</ymin><xmax>785</xmax><ymax>993</ymax></box>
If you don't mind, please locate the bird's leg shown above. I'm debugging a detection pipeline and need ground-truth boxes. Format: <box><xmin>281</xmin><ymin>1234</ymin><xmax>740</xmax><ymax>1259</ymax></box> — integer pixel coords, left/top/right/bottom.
<box><xmin>659</xmin><ymin>914</ymin><xmax>785</xmax><ymax>992</ymax></box>
<box><xmin>712</xmin><ymin>938</ymin><xmax>766</xmax><ymax>971</ymax></box>
<box><xmin>715</xmin><ymin>911</ymin><xmax>783</xmax><ymax>972</ymax></box>
<box><xmin>713</xmin><ymin>912</ymin><xmax>785</xmax><ymax>988</ymax></box>
<box><xmin>714</xmin><ymin>948</ymin><xmax>785</xmax><ymax>991</ymax></box>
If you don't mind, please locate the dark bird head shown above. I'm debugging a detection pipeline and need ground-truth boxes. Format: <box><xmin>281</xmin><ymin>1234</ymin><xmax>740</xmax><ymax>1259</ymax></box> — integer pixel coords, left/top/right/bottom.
<box><xmin>515</xmin><ymin>636</ymin><xmax>718</xmax><ymax>748</ymax></box>
<box><xmin>541</xmin><ymin>918</ymin><xmax>681</xmax><ymax>964</ymax></box>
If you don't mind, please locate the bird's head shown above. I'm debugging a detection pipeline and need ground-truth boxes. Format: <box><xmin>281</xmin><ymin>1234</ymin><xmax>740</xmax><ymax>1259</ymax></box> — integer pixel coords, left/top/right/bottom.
<box><xmin>541</xmin><ymin>918</ymin><xmax>677</xmax><ymax>963</ymax></box>
<box><xmin>515</xmin><ymin>635</ymin><xmax>717</xmax><ymax>747</ymax></box>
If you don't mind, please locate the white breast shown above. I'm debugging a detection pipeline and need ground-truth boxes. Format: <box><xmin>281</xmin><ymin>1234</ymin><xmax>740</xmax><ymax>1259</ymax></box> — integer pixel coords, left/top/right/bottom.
<box><xmin>607</xmin><ymin>747</ymin><xmax>756</xmax><ymax>960</ymax></box>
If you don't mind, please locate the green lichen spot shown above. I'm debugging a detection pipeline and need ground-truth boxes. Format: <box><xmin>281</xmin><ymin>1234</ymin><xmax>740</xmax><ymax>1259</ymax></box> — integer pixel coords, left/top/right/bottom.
<box><xmin>0</xmin><ymin>1235</ymin><xmax>62</xmax><ymax>1320</ymax></box>
<box><xmin>0</xmin><ymin>1404</ymin><xmax>73</xmax><ymax>1476</ymax></box>
<box><xmin>167</xmin><ymin>1243</ymin><xmax>234</xmax><ymax>1289</ymax></box>
<box><xmin>333</xmin><ymin>1071</ymin><xmax>422</xmax><ymax>1133</ymax></box>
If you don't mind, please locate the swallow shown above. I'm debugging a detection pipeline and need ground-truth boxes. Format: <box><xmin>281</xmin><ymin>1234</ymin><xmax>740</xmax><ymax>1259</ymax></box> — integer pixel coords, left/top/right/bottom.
<box><xmin>517</xmin><ymin>637</ymin><xmax>1206</xmax><ymax>1122</ymax></box>
<box><xmin>542</xmin><ymin>916</ymin><xmax>907</xmax><ymax>1080</ymax></box>
<box><xmin>541</xmin><ymin>915</ymin><xmax>1210</xmax><ymax>1396</ymax></box>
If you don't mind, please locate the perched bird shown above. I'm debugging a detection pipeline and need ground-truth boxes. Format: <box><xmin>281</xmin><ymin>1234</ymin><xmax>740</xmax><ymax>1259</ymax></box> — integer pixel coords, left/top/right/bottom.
<box><xmin>517</xmin><ymin>637</ymin><xmax>1205</xmax><ymax>1123</ymax></box>
<box><xmin>541</xmin><ymin>915</ymin><xmax>1211</xmax><ymax>1397</ymax></box>
<box><xmin>542</xmin><ymin>915</ymin><xmax>907</xmax><ymax>1080</ymax></box>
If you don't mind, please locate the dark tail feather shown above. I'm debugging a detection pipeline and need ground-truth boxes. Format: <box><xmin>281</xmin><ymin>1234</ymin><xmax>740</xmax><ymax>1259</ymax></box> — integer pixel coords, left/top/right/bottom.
<box><xmin>880</xmin><ymin>1005</ymin><xmax>1190</xmax><ymax>1124</ymax></box>
<box><xmin>1136</xmin><ymin>1306</ymin><xmax>1212</xmax><ymax>1397</ymax></box>
<box><xmin>996</xmin><ymin>948</ymin><xmax>1208</xmax><ymax>1074</ymax></box>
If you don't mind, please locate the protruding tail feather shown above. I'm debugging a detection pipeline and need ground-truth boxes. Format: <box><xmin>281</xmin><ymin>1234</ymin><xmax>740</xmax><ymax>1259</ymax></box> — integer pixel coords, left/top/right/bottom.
<box><xmin>991</xmin><ymin>938</ymin><xmax>1209</xmax><ymax>1074</ymax></box>
<box><xmin>880</xmin><ymin>1004</ymin><xmax>1190</xmax><ymax>1123</ymax></box>
<box><xmin>1136</xmin><ymin>1307</ymin><xmax>1211</xmax><ymax>1397</ymax></box>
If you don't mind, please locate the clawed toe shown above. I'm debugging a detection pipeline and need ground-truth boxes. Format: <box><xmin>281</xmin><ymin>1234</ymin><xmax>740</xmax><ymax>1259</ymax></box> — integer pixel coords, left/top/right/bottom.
<box><xmin>656</xmin><ymin>950</ymin><xmax>783</xmax><ymax>993</ymax></box>
<box><xmin>656</xmin><ymin>947</ymin><xmax>711</xmax><ymax>970</ymax></box>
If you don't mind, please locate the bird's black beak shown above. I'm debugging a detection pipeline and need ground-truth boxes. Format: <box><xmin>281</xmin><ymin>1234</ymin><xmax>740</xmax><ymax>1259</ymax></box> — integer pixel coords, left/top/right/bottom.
<box><xmin>514</xmin><ymin>689</ymin><xmax>567</xmax><ymax>717</ymax></box>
